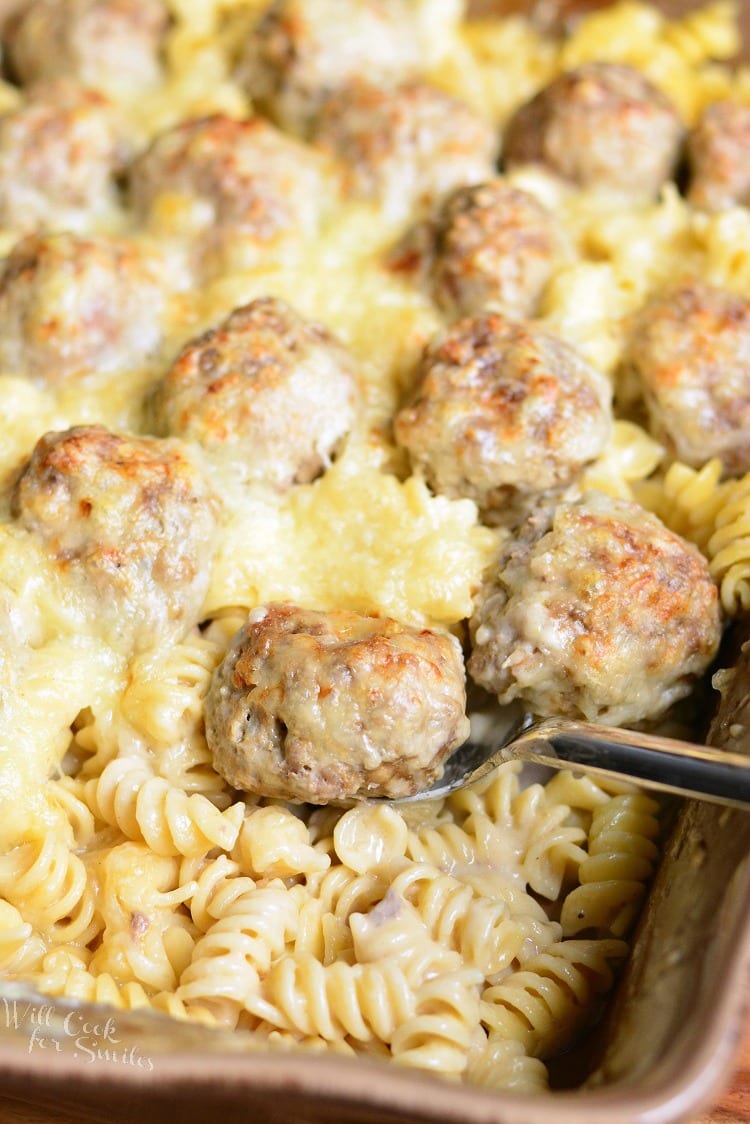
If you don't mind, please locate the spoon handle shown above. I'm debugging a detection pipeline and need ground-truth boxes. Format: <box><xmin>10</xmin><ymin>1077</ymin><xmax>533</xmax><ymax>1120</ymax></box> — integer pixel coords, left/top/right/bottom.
<box><xmin>502</xmin><ymin>718</ymin><xmax>750</xmax><ymax>809</ymax></box>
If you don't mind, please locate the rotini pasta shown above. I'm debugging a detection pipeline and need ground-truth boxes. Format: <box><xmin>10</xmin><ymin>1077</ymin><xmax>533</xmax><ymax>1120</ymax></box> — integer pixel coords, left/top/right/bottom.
<box><xmin>177</xmin><ymin>882</ymin><xmax>300</xmax><ymax>1025</ymax></box>
<box><xmin>78</xmin><ymin>757</ymin><xmax>245</xmax><ymax>858</ymax></box>
<box><xmin>0</xmin><ymin>831</ymin><xmax>100</xmax><ymax>947</ymax></box>
<box><xmin>466</xmin><ymin>1034</ymin><xmax>550</xmax><ymax>1093</ymax></box>
<box><xmin>560</xmin><ymin>794</ymin><xmax>661</xmax><ymax>937</ymax></box>
<box><xmin>244</xmin><ymin>954</ymin><xmax>417</xmax><ymax>1044</ymax></box>
<box><xmin>1</xmin><ymin>0</ymin><xmax>743</xmax><ymax>1097</ymax></box>
<box><xmin>636</xmin><ymin>460</ymin><xmax>750</xmax><ymax>614</ymax></box>
<box><xmin>0</xmin><ymin>901</ymin><xmax>45</xmax><ymax>975</ymax></box>
<box><xmin>480</xmin><ymin>939</ymin><xmax>629</xmax><ymax>1058</ymax></box>
<box><xmin>88</xmin><ymin>843</ymin><xmax>199</xmax><ymax>993</ymax></box>
<box><xmin>391</xmin><ymin>969</ymin><xmax>483</xmax><ymax>1078</ymax></box>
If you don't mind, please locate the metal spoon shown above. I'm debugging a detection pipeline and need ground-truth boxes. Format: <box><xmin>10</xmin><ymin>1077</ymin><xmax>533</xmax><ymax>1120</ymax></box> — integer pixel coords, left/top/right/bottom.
<box><xmin>392</xmin><ymin>712</ymin><xmax>750</xmax><ymax>808</ymax></box>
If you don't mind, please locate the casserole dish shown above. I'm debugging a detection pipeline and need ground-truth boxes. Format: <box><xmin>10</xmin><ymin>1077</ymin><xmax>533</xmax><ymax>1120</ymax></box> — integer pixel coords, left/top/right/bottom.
<box><xmin>0</xmin><ymin>0</ymin><xmax>749</xmax><ymax>1121</ymax></box>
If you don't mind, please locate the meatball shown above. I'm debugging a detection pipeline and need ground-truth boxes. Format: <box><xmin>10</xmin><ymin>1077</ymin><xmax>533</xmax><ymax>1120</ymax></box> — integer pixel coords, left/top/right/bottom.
<box><xmin>687</xmin><ymin>101</ymin><xmax>750</xmax><ymax>212</ymax></box>
<box><xmin>4</xmin><ymin>0</ymin><xmax>168</xmax><ymax>95</ymax></box>
<box><xmin>0</xmin><ymin>80</ymin><xmax>130</xmax><ymax>233</ymax></box>
<box><xmin>426</xmin><ymin>179</ymin><xmax>561</xmax><ymax>319</ymax></box>
<box><xmin>503</xmin><ymin>62</ymin><xmax>683</xmax><ymax>197</ymax></box>
<box><xmin>624</xmin><ymin>280</ymin><xmax>750</xmax><ymax>476</ymax></box>
<box><xmin>468</xmin><ymin>492</ymin><xmax>721</xmax><ymax>726</ymax></box>
<box><xmin>311</xmin><ymin>80</ymin><xmax>499</xmax><ymax>225</ymax></box>
<box><xmin>150</xmin><ymin>296</ymin><xmax>360</xmax><ymax>488</ymax></box>
<box><xmin>393</xmin><ymin>313</ymin><xmax>613</xmax><ymax>522</ymax></box>
<box><xmin>12</xmin><ymin>426</ymin><xmax>217</xmax><ymax>653</ymax></box>
<box><xmin>237</xmin><ymin>0</ymin><xmax>424</xmax><ymax>136</ymax></box>
<box><xmin>205</xmin><ymin>602</ymin><xmax>470</xmax><ymax>803</ymax></box>
<box><xmin>129</xmin><ymin>114</ymin><xmax>324</xmax><ymax>274</ymax></box>
<box><xmin>0</xmin><ymin>232</ymin><xmax>167</xmax><ymax>384</ymax></box>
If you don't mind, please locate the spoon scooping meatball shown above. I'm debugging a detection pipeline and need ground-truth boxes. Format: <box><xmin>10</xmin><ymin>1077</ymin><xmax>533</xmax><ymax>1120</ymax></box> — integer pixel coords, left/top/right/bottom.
<box><xmin>205</xmin><ymin>603</ymin><xmax>471</xmax><ymax>803</ymax></box>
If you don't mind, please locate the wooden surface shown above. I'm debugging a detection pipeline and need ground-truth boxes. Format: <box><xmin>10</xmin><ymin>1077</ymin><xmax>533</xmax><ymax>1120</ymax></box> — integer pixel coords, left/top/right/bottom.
<box><xmin>694</xmin><ymin>1015</ymin><xmax>750</xmax><ymax>1124</ymax></box>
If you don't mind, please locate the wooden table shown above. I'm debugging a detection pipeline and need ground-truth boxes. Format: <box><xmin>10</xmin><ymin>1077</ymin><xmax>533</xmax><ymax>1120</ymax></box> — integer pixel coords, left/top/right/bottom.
<box><xmin>695</xmin><ymin>1016</ymin><xmax>750</xmax><ymax>1123</ymax></box>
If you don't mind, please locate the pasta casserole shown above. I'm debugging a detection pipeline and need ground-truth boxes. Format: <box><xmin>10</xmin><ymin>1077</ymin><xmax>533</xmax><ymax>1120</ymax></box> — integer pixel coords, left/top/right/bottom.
<box><xmin>0</xmin><ymin>0</ymin><xmax>748</xmax><ymax>1094</ymax></box>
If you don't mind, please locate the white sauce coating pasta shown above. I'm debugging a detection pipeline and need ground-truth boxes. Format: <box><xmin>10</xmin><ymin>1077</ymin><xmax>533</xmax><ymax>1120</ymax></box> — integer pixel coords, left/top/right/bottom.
<box><xmin>0</xmin><ymin>0</ymin><xmax>747</xmax><ymax>1092</ymax></box>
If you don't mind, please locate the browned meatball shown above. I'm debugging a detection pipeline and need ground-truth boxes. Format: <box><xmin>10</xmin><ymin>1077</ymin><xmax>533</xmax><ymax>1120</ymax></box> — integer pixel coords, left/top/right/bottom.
<box><xmin>0</xmin><ymin>80</ymin><xmax>130</xmax><ymax>233</ymax></box>
<box><xmin>624</xmin><ymin>280</ymin><xmax>750</xmax><ymax>476</ymax></box>
<box><xmin>4</xmin><ymin>0</ymin><xmax>168</xmax><ymax>95</ymax></box>
<box><xmin>12</xmin><ymin>426</ymin><xmax>217</xmax><ymax>653</ymax></box>
<box><xmin>150</xmin><ymin>297</ymin><xmax>360</xmax><ymax>488</ymax></box>
<box><xmin>503</xmin><ymin>63</ymin><xmax>683</xmax><ymax>197</ymax></box>
<box><xmin>687</xmin><ymin>101</ymin><xmax>750</xmax><ymax>212</ymax></box>
<box><xmin>468</xmin><ymin>492</ymin><xmax>721</xmax><ymax>726</ymax></box>
<box><xmin>237</xmin><ymin>0</ymin><xmax>424</xmax><ymax>136</ymax></box>
<box><xmin>394</xmin><ymin>313</ymin><xmax>612</xmax><ymax>522</ymax></box>
<box><xmin>426</xmin><ymin>179</ymin><xmax>561</xmax><ymax>318</ymax></box>
<box><xmin>129</xmin><ymin>114</ymin><xmax>324</xmax><ymax>273</ymax></box>
<box><xmin>0</xmin><ymin>233</ymin><xmax>167</xmax><ymax>384</ymax></box>
<box><xmin>205</xmin><ymin>602</ymin><xmax>470</xmax><ymax>803</ymax></box>
<box><xmin>311</xmin><ymin>80</ymin><xmax>498</xmax><ymax>224</ymax></box>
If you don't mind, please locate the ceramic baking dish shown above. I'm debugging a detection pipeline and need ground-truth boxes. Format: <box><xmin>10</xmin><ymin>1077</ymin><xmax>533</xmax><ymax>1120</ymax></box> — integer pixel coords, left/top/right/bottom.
<box><xmin>0</xmin><ymin>1</ymin><xmax>749</xmax><ymax>1121</ymax></box>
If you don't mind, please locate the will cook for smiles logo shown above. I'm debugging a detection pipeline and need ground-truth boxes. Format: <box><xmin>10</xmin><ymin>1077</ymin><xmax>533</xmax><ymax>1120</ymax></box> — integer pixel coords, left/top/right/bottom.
<box><xmin>2</xmin><ymin>998</ymin><xmax>155</xmax><ymax>1069</ymax></box>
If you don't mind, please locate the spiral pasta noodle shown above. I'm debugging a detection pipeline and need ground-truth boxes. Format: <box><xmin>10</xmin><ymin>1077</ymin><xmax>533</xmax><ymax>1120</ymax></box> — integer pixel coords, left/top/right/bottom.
<box><xmin>177</xmin><ymin>882</ymin><xmax>299</xmax><ymax>1024</ymax></box>
<box><xmin>28</xmin><ymin>948</ymin><xmax>217</xmax><ymax>1025</ymax></box>
<box><xmin>391</xmin><ymin>969</ymin><xmax>483</xmax><ymax>1078</ymax></box>
<box><xmin>78</xmin><ymin>756</ymin><xmax>245</xmax><ymax>857</ymax></box>
<box><xmin>0</xmin><ymin>832</ymin><xmax>100</xmax><ymax>947</ymax></box>
<box><xmin>0</xmin><ymin>901</ymin><xmax>45</xmax><ymax>974</ymax></box>
<box><xmin>120</xmin><ymin>629</ymin><xmax>224</xmax><ymax>748</ymax></box>
<box><xmin>560</xmin><ymin>793</ymin><xmax>661</xmax><ymax>938</ymax></box>
<box><xmin>637</xmin><ymin>460</ymin><xmax>750</xmax><ymax>615</ymax></box>
<box><xmin>88</xmin><ymin>843</ymin><xmax>199</xmax><ymax>993</ymax></box>
<box><xmin>705</xmin><ymin>471</ymin><xmax>750</xmax><ymax>614</ymax></box>
<box><xmin>387</xmin><ymin>862</ymin><xmax>529</xmax><ymax>977</ymax></box>
<box><xmin>244</xmin><ymin>954</ymin><xmax>417</xmax><ymax>1044</ymax></box>
<box><xmin>466</xmin><ymin>1035</ymin><xmax>549</xmax><ymax>1093</ymax></box>
<box><xmin>480</xmin><ymin>939</ymin><xmax>629</xmax><ymax>1058</ymax></box>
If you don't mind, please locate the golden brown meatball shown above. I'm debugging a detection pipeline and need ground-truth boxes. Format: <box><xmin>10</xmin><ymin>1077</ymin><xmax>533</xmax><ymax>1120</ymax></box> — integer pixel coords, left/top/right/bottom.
<box><xmin>687</xmin><ymin>101</ymin><xmax>750</xmax><ymax>212</ymax></box>
<box><xmin>4</xmin><ymin>0</ymin><xmax>168</xmax><ymax>95</ymax></box>
<box><xmin>0</xmin><ymin>232</ymin><xmax>167</xmax><ymax>384</ymax></box>
<box><xmin>503</xmin><ymin>62</ymin><xmax>683</xmax><ymax>197</ymax></box>
<box><xmin>624</xmin><ymin>280</ymin><xmax>750</xmax><ymax>476</ymax></box>
<box><xmin>394</xmin><ymin>313</ymin><xmax>612</xmax><ymax>523</ymax></box>
<box><xmin>150</xmin><ymin>296</ymin><xmax>360</xmax><ymax>488</ymax></box>
<box><xmin>311</xmin><ymin>79</ymin><xmax>498</xmax><ymax>225</ymax></box>
<box><xmin>468</xmin><ymin>492</ymin><xmax>721</xmax><ymax>726</ymax></box>
<box><xmin>392</xmin><ymin>178</ymin><xmax>562</xmax><ymax>319</ymax></box>
<box><xmin>0</xmin><ymin>80</ymin><xmax>130</xmax><ymax>233</ymax></box>
<box><xmin>12</xmin><ymin>426</ymin><xmax>217</xmax><ymax>653</ymax></box>
<box><xmin>205</xmin><ymin>602</ymin><xmax>470</xmax><ymax>803</ymax></box>
<box><xmin>237</xmin><ymin>0</ymin><xmax>425</xmax><ymax>136</ymax></box>
<box><xmin>129</xmin><ymin>114</ymin><xmax>324</xmax><ymax>274</ymax></box>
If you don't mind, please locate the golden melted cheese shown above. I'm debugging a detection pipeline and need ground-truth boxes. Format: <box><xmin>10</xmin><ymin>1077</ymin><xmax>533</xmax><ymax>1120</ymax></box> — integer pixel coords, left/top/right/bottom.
<box><xmin>0</xmin><ymin>0</ymin><xmax>747</xmax><ymax>837</ymax></box>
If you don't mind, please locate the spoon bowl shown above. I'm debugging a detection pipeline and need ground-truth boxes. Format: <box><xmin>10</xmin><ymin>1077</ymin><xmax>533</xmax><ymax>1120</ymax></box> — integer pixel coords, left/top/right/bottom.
<box><xmin>389</xmin><ymin>712</ymin><xmax>750</xmax><ymax>808</ymax></box>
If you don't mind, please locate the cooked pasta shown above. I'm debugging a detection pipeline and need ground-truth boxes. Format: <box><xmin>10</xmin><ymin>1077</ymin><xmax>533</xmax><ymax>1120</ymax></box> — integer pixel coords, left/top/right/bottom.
<box><xmin>390</xmin><ymin>969</ymin><xmax>482</xmax><ymax>1077</ymax></box>
<box><xmin>244</xmin><ymin>954</ymin><xmax>418</xmax><ymax>1043</ymax></box>
<box><xmin>637</xmin><ymin>460</ymin><xmax>750</xmax><ymax>614</ymax></box>
<box><xmin>77</xmin><ymin>756</ymin><xmax>245</xmax><ymax>857</ymax></box>
<box><xmin>0</xmin><ymin>0</ymin><xmax>747</xmax><ymax>1096</ymax></box>
<box><xmin>0</xmin><ymin>832</ymin><xmax>100</xmax><ymax>947</ymax></box>
<box><xmin>480</xmin><ymin>939</ymin><xmax>629</xmax><ymax>1058</ymax></box>
<box><xmin>177</xmin><ymin>882</ymin><xmax>300</xmax><ymax>1025</ymax></box>
<box><xmin>0</xmin><ymin>902</ymin><xmax>45</xmax><ymax>975</ymax></box>
<box><xmin>560</xmin><ymin>793</ymin><xmax>661</xmax><ymax>937</ymax></box>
